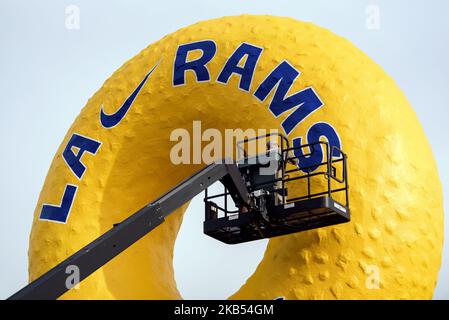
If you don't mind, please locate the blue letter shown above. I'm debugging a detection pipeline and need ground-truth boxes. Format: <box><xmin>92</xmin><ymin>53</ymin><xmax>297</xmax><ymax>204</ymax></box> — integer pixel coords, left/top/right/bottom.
<box><xmin>173</xmin><ymin>40</ymin><xmax>217</xmax><ymax>86</ymax></box>
<box><xmin>39</xmin><ymin>184</ymin><xmax>77</xmax><ymax>223</ymax></box>
<box><xmin>217</xmin><ymin>43</ymin><xmax>262</xmax><ymax>91</ymax></box>
<box><xmin>293</xmin><ymin>122</ymin><xmax>341</xmax><ymax>172</ymax></box>
<box><xmin>63</xmin><ymin>133</ymin><xmax>101</xmax><ymax>179</ymax></box>
<box><xmin>254</xmin><ymin>61</ymin><xmax>323</xmax><ymax>134</ymax></box>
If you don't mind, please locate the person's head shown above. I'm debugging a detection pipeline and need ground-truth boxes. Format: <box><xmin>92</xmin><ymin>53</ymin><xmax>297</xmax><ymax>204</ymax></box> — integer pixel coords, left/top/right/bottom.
<box><xmin>266</xmin><ymin>140</ymin><xmax>279</xmax><ymax>152</ymax></box>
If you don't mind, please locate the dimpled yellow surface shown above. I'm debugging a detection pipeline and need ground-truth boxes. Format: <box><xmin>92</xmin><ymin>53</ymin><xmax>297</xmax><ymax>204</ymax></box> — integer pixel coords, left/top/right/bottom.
<box><xmin>28</xmin><ymin>15</ymin><xmax>443</xmax><ymax>299</ymax></box>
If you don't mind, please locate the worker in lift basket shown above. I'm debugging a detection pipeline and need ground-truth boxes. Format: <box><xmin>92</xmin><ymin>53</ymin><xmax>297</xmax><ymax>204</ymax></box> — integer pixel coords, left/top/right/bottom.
<box><xmin>237</xmin><ymin>140</ymin><xmax>283</xmax><ymax>215</ymax></box>
<box><xmin>265</xmin><ymin>140</ymin><xmax>299</xmax><ymax>206</ymax></box>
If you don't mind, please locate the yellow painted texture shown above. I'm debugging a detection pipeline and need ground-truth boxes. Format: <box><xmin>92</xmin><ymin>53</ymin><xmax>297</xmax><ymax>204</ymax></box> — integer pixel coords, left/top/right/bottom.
<box><xmin>28</xmin><ymin>15</ymin><xmax>443</xmax><ymax>299</ymax></box>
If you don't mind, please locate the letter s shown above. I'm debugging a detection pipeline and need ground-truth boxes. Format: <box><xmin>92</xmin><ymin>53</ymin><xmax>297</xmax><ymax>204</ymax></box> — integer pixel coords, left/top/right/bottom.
<box><xmin>293</xmin><ymin>122</ymin><xmax>341</xmax><ymax>172</ymax></box>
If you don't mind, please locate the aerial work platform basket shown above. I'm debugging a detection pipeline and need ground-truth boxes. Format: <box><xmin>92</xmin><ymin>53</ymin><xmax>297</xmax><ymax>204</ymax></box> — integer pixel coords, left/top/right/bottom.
<box><xmin>203</xmin><ymin>133</ymin><xmax>350</xmax><ymax>244</ymax></box>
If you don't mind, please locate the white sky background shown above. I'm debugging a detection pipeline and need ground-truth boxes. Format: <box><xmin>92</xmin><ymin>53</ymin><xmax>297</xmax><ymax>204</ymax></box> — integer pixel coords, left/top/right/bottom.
<box><xmin>0</xmin><ymin>0</ymin><xmax>447</xmax><ymax>299</ymax></box>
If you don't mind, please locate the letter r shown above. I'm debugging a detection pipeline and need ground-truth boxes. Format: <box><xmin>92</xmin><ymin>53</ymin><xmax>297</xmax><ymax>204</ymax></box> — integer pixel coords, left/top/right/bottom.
<box><xmin>173</xmin><ymin>40</ymin><xmax>217</xmax><ymax>86</ymax></box>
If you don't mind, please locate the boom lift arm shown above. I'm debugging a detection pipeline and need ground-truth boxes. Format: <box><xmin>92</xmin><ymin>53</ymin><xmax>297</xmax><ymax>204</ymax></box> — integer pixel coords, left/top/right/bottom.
<box><xmin>9</xmin><ymin>133</ymin><xmax>350</xmax><ymax>300</ymax></box>
<box><xmin>8</xmin><ymin>162</ymin><xmax>249</xmax><ymax>300</ymax></box>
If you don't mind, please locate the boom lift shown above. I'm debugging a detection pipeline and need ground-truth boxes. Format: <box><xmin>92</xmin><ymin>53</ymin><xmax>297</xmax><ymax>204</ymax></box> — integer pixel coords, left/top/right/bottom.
<box><xmin>9</xmin><ymin>133</ymin><xmax>349</xmax><ymax>300</ymax></box>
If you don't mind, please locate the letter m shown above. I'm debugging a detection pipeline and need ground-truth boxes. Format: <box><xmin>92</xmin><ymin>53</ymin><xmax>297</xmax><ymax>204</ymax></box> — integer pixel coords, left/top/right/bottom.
<box><xmin>254</xmin><ymin>61</ymin><xmax>323</xmax><ymax>134</ymax></box>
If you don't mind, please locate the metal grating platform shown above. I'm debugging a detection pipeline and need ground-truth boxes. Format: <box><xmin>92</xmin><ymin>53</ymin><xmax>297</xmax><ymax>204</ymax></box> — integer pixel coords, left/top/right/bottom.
<box><xmin>204</xmin><ymin>196</ymin><xmax>350</xmax><ymax>244</ymax></box>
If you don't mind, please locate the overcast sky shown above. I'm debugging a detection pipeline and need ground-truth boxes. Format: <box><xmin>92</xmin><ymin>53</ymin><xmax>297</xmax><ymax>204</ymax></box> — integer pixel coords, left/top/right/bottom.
<box><xmin>0</xmin><ymin>0</ymin><xmax>447</xmax><ymax>299</ymax></box>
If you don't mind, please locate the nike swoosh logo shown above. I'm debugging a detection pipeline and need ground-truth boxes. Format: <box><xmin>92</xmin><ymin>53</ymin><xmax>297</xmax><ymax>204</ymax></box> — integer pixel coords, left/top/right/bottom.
<box><xmin>100</xmin><ymin>62</ymin><xmax>159</xmax><ymax>128</ymax></box>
